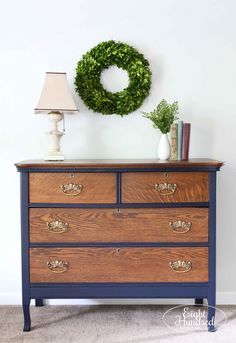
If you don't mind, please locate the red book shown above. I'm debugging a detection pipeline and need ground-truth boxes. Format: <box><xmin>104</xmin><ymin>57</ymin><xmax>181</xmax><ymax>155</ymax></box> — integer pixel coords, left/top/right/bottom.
<box><xmin>182</xmin><ymin>123</ymin><xmax>191</xmax><ymax>160</ymax></box>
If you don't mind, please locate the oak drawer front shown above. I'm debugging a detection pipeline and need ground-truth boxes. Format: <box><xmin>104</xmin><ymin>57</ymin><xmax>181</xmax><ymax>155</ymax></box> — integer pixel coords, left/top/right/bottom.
<box><xmin>29</xmin><ymin>173</ymin><xmax>116</xmax><ymax>204</ymax></box>
<box><xmin>29</xmin><ymin>208</ymin><xmax>208</xmax><ymax>243</ymax></box>
<box><xmin>30</xmin><ymin>247</ymin><xmax>208</xmax><ymax>283</ymax></box>
<box><xmin>122</xmin><ymin>172</ymin><xmax>209</xmax><ymax>203</ymax></box>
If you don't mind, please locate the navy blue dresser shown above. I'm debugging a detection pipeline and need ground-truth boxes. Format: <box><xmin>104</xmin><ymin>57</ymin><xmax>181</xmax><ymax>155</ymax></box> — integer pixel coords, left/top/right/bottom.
<box><xmin>15</xmin><ymin>159</ymin><xmax>223</xmax><ymax>331</ymax></box>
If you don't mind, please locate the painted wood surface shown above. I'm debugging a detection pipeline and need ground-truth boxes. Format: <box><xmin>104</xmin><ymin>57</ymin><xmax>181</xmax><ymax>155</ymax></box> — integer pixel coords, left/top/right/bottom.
<box><xmin>16</xmin><ymin>159</ymin><xmax>223</xmax><ymax>331</ymax></box>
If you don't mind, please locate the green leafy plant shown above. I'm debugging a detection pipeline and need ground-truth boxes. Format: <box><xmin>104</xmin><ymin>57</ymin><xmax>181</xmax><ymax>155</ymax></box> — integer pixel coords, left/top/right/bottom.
<box><xmin>142</xmin><ymin>99</ymin><xmax>179</xmax><ymax>133</ymax></box>
<box><xmin>75</xmin><ymin>40</ymin><xmax>151</xmax><ymax>116</ymax></box>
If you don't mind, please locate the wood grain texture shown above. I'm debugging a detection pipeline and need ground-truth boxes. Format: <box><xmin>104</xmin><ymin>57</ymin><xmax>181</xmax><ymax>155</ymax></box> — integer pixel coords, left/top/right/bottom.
<box><xmin>30</xmin><ymin>208</ymin><xmax>208</xmax><ymax>243</ymax></box>
<box><xmin>30</xmin><ymin>247</ymin><xmax>208</xmax><ymax>283</ymax></box>
<box><xmin>122</xmin><ymin>172</ymin><xmax>209</xmax><ymax>203</ymax></box>
<box><xmin>29</xmin><ymin>173</ymin><xmax>116</xmax><ymax>204</ymax></box>
<box><xmin>15</xmin><ymin>158</ymin><xmax>223</xmax><ymax>170</ymax></box>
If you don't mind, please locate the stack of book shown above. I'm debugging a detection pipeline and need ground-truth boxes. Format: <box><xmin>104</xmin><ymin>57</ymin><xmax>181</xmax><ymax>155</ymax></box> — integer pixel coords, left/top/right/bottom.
<box><xmin>170</xmin><ymin>121</ymin><xmax>191</xmax><ymax>160</ymax></box>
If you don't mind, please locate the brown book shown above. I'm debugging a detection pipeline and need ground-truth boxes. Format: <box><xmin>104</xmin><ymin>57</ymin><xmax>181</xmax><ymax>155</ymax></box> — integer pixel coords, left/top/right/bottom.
<box><xmin>182</xmin><ymin>123</ymin><xmax>191</xmax><ymax>160</ymax></box>
<box><xmin>170</xmin><ymin>124</ymin><xmax>178</xmax><ymax>160</ymax></box>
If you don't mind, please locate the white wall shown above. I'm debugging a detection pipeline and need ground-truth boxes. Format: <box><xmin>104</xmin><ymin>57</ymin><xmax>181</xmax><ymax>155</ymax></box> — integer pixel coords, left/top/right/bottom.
<box><xmin>0</xmin><ymin>0</ymin><xmax>236</xmax><ymax>305</ymax></box>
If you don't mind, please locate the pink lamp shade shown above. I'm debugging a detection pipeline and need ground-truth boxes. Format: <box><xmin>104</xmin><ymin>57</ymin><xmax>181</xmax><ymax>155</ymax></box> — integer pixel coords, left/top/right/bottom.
<box><xmin>35</xmin><ymin>72</ymin><xmax>78</xmax><ymax>113</ymax></box>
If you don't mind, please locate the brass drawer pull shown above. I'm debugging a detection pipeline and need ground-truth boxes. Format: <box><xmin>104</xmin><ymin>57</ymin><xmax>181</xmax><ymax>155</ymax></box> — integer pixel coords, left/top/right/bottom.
<box><xmin>47</xmin><ymin>220</ymin><xmax>69</xmax><ymax>234</ymax></box>
<box><xmin>61</xmin><ymin>183</ymin><xmax>83</xmax><ymax>196</ymax></box>
<box><xmin>170</xmin><ymin>260</ymin><xmax>192</xmax><ymax>273</ymax></box>
<box><xmin>169</xmin><ymin>221</ymin><xmax>192</xmax><ymax>233</ymax></box>
<box><xmin>154</xmin><ymin>182</ymin><xmax>177</xmax><ymax>196</ymax></box>
<box><xmin>47</xmin><ymin>260</ymin><xmax>69</xmax><ymax>273</ymax></box>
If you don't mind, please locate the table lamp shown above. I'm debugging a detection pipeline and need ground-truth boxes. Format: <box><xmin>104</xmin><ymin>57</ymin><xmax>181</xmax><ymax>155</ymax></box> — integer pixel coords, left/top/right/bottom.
<box><xmin>35</xmin><ymin>72</ymin><xmax>79</xmax><ymax>161</ymax></box>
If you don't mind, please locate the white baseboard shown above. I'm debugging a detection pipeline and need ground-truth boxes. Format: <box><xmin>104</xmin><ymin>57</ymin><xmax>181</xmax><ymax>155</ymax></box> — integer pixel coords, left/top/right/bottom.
<box><xmin>1</xmin><ymin>292</ymin><xmax>236</xmax><ymax>305</ymax></box>
<box><xmin>216</xmin><ymin>292</ymin><xmax>236</xmax><ymax>305</ymax></box>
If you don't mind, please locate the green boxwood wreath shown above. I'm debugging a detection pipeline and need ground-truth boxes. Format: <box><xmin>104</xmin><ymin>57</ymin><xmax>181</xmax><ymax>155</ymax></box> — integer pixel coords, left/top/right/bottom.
<box><xmin>75</xmin><ymin>40</ymin><xmax>152</xmax><ymax>116</ymax></box>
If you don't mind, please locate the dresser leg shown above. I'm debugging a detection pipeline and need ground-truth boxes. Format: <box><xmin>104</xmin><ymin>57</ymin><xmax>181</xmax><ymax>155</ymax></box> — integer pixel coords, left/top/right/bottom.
<box><xmin>207</xmin><ymin>296</ymin><xmax>216</xmax><ymax>332</ymax></box>
<box><xmin>195</xmin><ymin>298</ymin><xmax>203</xmax><ymax>306</ymax></box>
<box><xmin>35</xmin><ymin>299</ymin><xmax>44</xmax><ymax>307</ymax></box>
<box><xmin>23</xmin><ymin>301</ymin><xmax>31</xmax><ymax>332</ymax></box>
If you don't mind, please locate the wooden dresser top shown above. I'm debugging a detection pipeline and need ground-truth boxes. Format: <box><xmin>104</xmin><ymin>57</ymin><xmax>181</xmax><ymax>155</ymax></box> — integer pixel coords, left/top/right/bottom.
<box><xmin>15</xmin><ymin>159</ymin><xmax>223</xmax><ymax>171</ymax></box>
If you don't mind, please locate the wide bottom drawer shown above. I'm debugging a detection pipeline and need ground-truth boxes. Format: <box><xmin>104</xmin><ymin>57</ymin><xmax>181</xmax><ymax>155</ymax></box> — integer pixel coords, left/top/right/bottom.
<box><xmin>30</xmin><ymin>247</ymin><xmax>208</xmax><ymax>283</ymax></box>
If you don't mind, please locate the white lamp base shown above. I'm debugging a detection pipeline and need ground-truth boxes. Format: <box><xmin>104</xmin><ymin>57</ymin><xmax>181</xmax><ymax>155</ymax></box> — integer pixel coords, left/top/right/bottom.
<box><xmin>44</xmin><ymin>153</ymin><xmax>64</xmax><ymax>161</ymax></box>
<box><xmin>45</xmin><ymin>111</ymin><xmax>65</xmax><ymax>161</ymax></box>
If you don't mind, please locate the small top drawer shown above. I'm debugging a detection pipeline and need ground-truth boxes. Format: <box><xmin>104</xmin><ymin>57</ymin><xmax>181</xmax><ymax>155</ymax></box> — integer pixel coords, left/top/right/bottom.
<box><xmin>29</xmin><ymin>173</ymin><xmax>116</xmax><ymax>204</ymax></box>
<box><xmin>122</xmin><ymin>172</ymin><xmax>209</xmax><ymax>203</ymax></box>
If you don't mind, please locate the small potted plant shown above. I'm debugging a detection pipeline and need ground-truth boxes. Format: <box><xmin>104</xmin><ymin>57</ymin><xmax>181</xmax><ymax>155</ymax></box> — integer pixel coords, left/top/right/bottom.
<box><xmin>142</xmin><ymin>99</ymin><xmax>179</xmax><ymax>160</ymax></box>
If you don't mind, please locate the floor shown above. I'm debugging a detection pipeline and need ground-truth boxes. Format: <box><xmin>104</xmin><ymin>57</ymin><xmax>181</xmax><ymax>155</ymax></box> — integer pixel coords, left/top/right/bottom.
<box><xmin>0</xmin><ymin>305</ymin><xmax>236</xmax><ymax>343</ymax></box>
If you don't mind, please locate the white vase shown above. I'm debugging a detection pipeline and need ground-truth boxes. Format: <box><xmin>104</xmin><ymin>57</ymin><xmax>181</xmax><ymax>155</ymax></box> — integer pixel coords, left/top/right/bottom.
<box><xmin>158</xmin><ymin>133</ymin><xmax>171</xmax><ymax>160</ymax></box>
